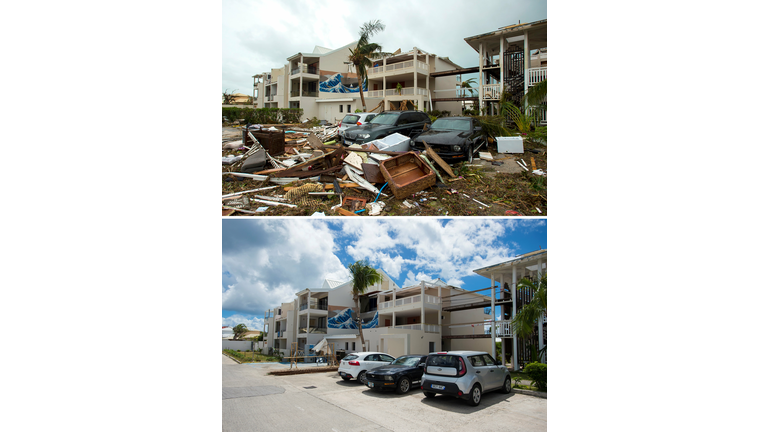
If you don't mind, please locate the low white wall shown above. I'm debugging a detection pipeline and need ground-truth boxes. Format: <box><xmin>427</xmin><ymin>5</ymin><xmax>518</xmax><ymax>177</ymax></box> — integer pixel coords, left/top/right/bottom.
<box><xmin>222</xmin><ymin>340</ymin><xmax>254</xmax><ymax>351</ymax></box>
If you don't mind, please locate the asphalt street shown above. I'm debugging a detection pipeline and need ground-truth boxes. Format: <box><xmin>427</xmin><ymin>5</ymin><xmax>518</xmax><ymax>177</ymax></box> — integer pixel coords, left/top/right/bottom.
<box><xmin>222</xmin><ymin>355</ymin><xmax>546</xmax><ymax>432</ymax></box>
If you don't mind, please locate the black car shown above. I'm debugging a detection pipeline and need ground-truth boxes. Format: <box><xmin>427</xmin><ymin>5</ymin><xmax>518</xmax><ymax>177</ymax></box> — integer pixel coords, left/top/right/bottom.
<box><xmin>341</xmin><ymin>111</ymin><xmax>431</xmax><ymax>145</ymax></box>
<box><xmin>409</xmin><ymin>116</ymin><xmax>487</xmax><ymax>163</ymax></box>
<box><xmin>365</xmin><ymin>355</ymin><xmax>428</xmax><ymax>394</ymax></box>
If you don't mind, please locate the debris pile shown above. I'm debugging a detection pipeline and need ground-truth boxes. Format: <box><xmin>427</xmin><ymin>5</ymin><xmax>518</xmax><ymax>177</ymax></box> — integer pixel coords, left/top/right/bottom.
<box><xmin>223</xmin><ymin>124</ymin><xmax>547</xmax><ymax>216</ymax></box>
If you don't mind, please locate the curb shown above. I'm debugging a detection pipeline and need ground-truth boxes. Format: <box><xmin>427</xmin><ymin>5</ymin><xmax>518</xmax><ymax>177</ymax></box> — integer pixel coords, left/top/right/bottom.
<box><xmin>223</xmin><ymin>353</ymin><xmax>243</xmax><ymax>364</ymax></box>
<box><xmin>512</xmin><ymin>388</ymin><xmax>547</xmax><ymax>399</ymax></box>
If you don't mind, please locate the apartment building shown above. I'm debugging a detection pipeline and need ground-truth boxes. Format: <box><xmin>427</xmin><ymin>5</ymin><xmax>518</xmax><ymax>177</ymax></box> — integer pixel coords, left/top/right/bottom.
<box><xmin>263</xmin><ymin>270</ymin><xmax>492</xmax><ymax>359</ymax></box>
<box><xmin>252</xmin><ymin>42</ymin><xmax>463</xmax><ymax>124</ymax></box>
<box><xmin>464</xmin><ymin>19</ymin><xmax>547</xmax><ymax>117</ymax></box>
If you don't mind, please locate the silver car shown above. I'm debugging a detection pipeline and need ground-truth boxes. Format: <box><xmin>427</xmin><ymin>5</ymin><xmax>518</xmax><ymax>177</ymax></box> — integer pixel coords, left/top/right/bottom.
<box><xmin>421</xmin><ymin>351</ymin><xmax>512</xmax><ymax>406</ymax></box>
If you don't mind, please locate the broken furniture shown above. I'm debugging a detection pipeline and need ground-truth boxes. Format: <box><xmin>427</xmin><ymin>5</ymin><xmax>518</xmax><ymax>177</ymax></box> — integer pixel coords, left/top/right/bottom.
<box><xmin>379</xmin><ymin>151</ymin><xmax>436</xmax><ymax>199</ymax></box>
<box><xmin>244</xmin><ymin>127</ymin><xmax>286</xmax><ymax>156</ymax></box>
<box><xmin>496</xmin><ymin>136</ymin><xmax>524</xmax><ymax>154</ymax></box>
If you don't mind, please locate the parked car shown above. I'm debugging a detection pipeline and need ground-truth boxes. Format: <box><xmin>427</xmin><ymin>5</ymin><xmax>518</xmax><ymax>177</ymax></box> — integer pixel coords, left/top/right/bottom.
<box><xmin>337</xmin><ymin>113</ymin><xmax>378</xmax><ymax>138</ymax></box>
<box><xmin>409</xmin><ymin>116</ymin><xmax>487</xmax><ymax>164</ymax></box>
<box><xmin>340</xmin><ymin>110</ymin><xmax>431</xmax><ymax>146</ymax></box>
<box><xmin>338</xmin><ymin>352</ymin><xmax>396</xmax><ymax>385</ymax></box>
<box><xmin>365</xmin><ymin>355</ymin><xmax>428</xmax><ymax>394</ymax></box>
<box><xmin>421</xmin><ymin>351</ymin><xmax>511</xmax><ymax>406</ymax></box>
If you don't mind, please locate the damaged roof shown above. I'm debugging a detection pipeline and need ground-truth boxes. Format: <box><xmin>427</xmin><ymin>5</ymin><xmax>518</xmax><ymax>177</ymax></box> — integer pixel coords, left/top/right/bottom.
<box><xmin>464</xmin><ymin>19</ymin><xmax>547</xmax><ymax>53</ymax></box>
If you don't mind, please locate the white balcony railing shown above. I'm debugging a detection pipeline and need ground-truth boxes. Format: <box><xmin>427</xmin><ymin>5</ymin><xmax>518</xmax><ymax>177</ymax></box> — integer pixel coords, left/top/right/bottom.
<box><xmin>482</xmin><ymin>84</ymin><xmax>501</xmax><ymax>100</ymax></box>
<box><xmin>393</xmin><ymin>324</ymin><xmax>439</xmax><ymax>333</ymax></box>
<box><xmin>380</xmin><ymin>294</ymin><xmax>440</xmax><ymax>310</ymax></box>
<box><xmin>384</xmin><ymin>87</ymin><xmax>430</xmax><ymax>97</ymax></box>
<box><xmin>369</xmin><ymin>60</ymin><xmax>429</xmax><ymax>76</ymax></box>
<box><xmin>364</xmin><ymin>90</ymin><xmax>384</xmax><ymax>98</ymax></box>
<box><xmin>527</xmin><ymin>67</ymin><xmax>547</xmax><ymax>86</ymax></box>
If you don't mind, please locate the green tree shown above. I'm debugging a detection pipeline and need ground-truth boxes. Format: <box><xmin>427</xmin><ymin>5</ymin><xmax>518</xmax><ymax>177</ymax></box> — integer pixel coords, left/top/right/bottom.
<box><xmin>232</xmin><ymin>323</ymin><xmax>248</xmax><ymax>340</ymax></box>
<box><xmin>348</xmin><ymin>20</ymin><xmax>389</xmax><ymax>112</ymax></box>
<box><xmin>500</xmin><ymin>79</ymin><xmax>547</xmax><ymax>134</ymax></box>
<box><xmin>348</xmin><ymin>259</ymin><xmax>382</xmax><ymax>351</ymax></box>
<box><xmin>511</xmin><ymin>272</ymin><xmax>547</xmax><ymax>339</ymax></box>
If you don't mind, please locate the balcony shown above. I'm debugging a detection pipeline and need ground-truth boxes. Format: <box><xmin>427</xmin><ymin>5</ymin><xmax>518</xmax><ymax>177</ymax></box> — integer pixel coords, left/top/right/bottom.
<box><xmin>367</xmin><ymin>60</ymin><xmax>429</xmax><ymax>77</ymax></box>
<box><xmin>291</xmin><ymin>66</ymin><xmax>319</xmax><ymax>76</ymax></box>
<box><xmin>482</xmin><ymin>84</ymin><xmax>501</xmax><ymax>100</ymax></box>
<box><xmin>290</xmin><ymin>90</ymin><xmax>319</xmax><ymax>98</ymax></box>
<box><xmin>266</xmin><ymin>95</ymin><xmax>274</xmax><ymax>101</ymax></box>
<box><xmin>527</xmin><ymin>67</ymin><xmax>546</xmax><ymax>86</ymax></box>
<box><xmin>299</xmin><ymin>301</ymin><xmax>328</xmax><ymax>311</ymax></box>
<box><xmin>298</xmin><ymin>327</ymin><xmax>327</xmax><ymax>335</ymax></box>
<box><xmin>380</xmin><ymin>294</ymin><xmax>441</xmax><ymax>310</ymax></box>
<box><xmin>394</xmin><ymin>324</ymin><xmax>440</xmax><ymax>333</ymax></box>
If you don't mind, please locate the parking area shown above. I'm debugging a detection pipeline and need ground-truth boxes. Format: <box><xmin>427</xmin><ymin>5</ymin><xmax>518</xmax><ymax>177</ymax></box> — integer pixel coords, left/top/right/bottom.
<box><xmin>223</xmin><ymin>358</ymin><xmax>546</xmax><ymax>432</ymax></box>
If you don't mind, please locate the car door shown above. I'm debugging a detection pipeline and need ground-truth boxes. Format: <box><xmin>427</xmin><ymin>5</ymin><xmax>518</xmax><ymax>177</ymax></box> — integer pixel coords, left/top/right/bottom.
<box><xmin>468</xmin><ymin>355</ymin><xmax>491</xmax><ymax>389</ymax></box>
<box><xmin>482</xmin><ymin>354</ymin><xmax>505</xmax><ymax>389</ymax></box>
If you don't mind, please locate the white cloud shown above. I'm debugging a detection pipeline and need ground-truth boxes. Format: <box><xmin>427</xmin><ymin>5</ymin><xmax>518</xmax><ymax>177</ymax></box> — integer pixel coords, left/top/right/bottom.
<box><xmin>222</xmin><ymin>314</ymin><xmax>264</xmax><ymax>331</ymax></box>
<box><xmin>222</xmin><ymin>219</ymin><xmax>348</xmax><ymax>315</ymax></box>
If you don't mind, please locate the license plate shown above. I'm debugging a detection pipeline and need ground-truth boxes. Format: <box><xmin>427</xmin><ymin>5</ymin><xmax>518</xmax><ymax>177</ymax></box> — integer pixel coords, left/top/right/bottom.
<box><xmin>367</xmin><ymin>382</ymin><xmax>373</xmax><ymax>388</ymax></box>
<box><xmin>431</xmin><ymin>384</ymin><xmax>445</xmax><ymax>390</ymax></box>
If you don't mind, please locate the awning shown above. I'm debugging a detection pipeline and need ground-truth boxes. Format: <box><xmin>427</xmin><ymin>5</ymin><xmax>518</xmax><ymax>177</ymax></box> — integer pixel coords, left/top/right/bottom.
<box><xmin>316</xmin><ymin>98</ymin><xmax>354</xmax><ymax>103</ymax></box>
<box><xmin>313</xmin><ymin>338</ymin><xmax>328</xmax><ymax>354</ymax></box>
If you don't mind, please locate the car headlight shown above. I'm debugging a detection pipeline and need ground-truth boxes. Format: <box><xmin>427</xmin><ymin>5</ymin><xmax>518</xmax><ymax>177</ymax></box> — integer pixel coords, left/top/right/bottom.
<box><xmin>360</xmin><ymin>134</ymin><xmax>370</xmax><ymax>139</ymax></box>
<box><xmin>453</xmin><ymin>145</ymin><xmax>462</xmax><ymax>152</ymax></box>
<box><xmin>384</xmin><ymin>375</ymin><xmax>393</xmax><ymax>381</ymax></box>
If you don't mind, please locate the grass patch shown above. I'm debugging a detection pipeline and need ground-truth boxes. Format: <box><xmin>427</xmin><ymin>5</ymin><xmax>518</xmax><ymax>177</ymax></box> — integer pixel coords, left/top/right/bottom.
<box><xmin>223</xmin><ymin>349</ymin><xmax>281</xmax><ymax>363</ymax></box>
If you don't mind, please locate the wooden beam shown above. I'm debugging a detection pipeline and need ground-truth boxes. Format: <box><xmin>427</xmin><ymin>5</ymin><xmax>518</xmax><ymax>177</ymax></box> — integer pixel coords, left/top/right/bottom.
<box><xmin>424</xmin><ymin>142</ymin><xmax>457</xmax><ymax>178</ymax></box>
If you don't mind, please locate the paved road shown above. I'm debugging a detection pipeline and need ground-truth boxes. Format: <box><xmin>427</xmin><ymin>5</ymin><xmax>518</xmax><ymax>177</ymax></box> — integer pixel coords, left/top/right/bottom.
<box><xmin>223</xmin><ymin>360</ymin><xmax>546</xmax><ymax>432</ymax></box>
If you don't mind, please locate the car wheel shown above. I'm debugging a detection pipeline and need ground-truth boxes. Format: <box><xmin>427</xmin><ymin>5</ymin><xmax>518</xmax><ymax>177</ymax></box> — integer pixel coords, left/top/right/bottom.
<box><xmin>502</xmin><ymin>377</ymin><xmax>512</xmax><ymax>394</ymax></box>
<box><xmin>342</xmin><ymin>376</ymin><xmax>351</xmax><ymax>381</ymax></box>
<box><xmin>358</xmin><ymin>371</ymin><xmax>368</xmax><ymax>385</ymax></box>
<box><xmin>466</xmin><ymin>146</ymin><xmax>474</xmax><ymax>164</ymax></box>
<box><xmin>396</xmin><ymin>377</ymin><xmax>410</xmax><ymax>394</ymax></box>
<box><xmin>466</xmin><ymin>384</ymin><xmax>482</xmax><ymax>406</ymax></box>
<box><xmin>423</xmin><ymin>392</ymin><xmax>436</xmax><ymax>398</ymax></box>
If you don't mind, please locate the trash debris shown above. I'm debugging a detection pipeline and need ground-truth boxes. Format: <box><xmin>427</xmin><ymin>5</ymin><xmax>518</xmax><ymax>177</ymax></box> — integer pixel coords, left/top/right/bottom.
<box><xmin>342</xmin><ymin>196</ymin><xmax>367</xmax><ymax>213</ymax></box>
<box><xmin>479</xmin><ymin>152</ymin><xmax>494</xmax><ymax>161</ymax></box>
<box><xmin>505</xmin><ymin>210</ymin><xmax>520</xmax><ymax>216</ymax></box>
<box><xmin>496</xmin><ymin>136</ymin><xmax>524</xmax><ymax>153</ymax></box>
<box><xmin>256</xmin><ymin>207</ymin><xmax>269</xmax><ymax>212</ymax></box>
<box><xmin>311</xmin><ymin>212</ymin><xmax>326</xmax><ymax>217</ymax></box>
<box><xmin>285</xmin><ymin>183</ymin><xmax>324</xmax><ymax>207</ymax></box>
<box><xmin>402</xmin><ymin>200</ymin><xmax>415</xmax><ymax>209</ymax></box>
<box><xmin>365</xmin><ymin>201</ymin><xmax>386</xmax><ymax>216</ymax></box>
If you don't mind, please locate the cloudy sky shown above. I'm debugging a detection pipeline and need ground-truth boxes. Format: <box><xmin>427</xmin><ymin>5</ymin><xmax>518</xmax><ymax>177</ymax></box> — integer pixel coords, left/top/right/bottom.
<box><xmin>222</xmin><ymin>218</ymin><xmax>546</xmax><ymax>330</ymax></box>
<box><xmin>223</xmin><ymin>0</ymin><xmax>547</xmax><ymax>95</ymax></box>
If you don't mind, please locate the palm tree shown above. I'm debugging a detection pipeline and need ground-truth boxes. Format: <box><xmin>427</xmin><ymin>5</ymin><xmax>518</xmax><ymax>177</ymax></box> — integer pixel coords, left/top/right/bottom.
<box><xmin>460</xmin><ymin>77</ymin><xmax>477</xmax><ymax>98</ymax></box>
<box><xmin>348</xmin><ymin>259</ymin><xmax>382</xmax><ymax>351</ymax></box>
<box><xmin>511</xmin><ymin>272</ymin><xmax>547</xmax><ymax>340</ymax></box>
<box><xmin>348</xmin><ymin>20</ymin><xmax>389</xmax><ymax>112</ymax></box>
<box><xmin>500</xmin><ymin>79</ymin><xmax>547</xmax><ymax>134</ymax></box>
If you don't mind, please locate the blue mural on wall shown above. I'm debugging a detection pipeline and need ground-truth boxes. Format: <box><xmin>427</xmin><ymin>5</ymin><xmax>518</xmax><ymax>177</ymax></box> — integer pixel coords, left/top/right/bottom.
<box><xmin>319</xmin><ymin>73</ymin><xmax>367</xmax><ymax>93</ymax></box>
<box><xmin>327</xmin><ymin>307</ymin><xmax>378</xmax><ymax>329</ymax></box>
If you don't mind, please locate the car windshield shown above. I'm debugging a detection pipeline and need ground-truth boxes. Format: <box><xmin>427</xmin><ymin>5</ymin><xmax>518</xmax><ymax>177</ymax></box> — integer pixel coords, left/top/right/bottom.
<box><xmin>431</xmin><ymin>118</ymin><xmax>471</xmax><ymax>131</ymax></box>
<box><xmin>369</xmin><ymin>113</ymin><xmax>399</xmax><ymax>125</ymax></box>
<box><xmin>342</xmin><ymin>354</ymin><xmax>358</xmax><ymax>361</ymax></box>
<box><xmin>391</xmin><ymin>356</ymin><xmax>421</xmax><ymax>366</ymax></box>
<box><xmin>342</xmin><ymin>115</ymin><xmax>360</xmax><ymax>124</ymax></box>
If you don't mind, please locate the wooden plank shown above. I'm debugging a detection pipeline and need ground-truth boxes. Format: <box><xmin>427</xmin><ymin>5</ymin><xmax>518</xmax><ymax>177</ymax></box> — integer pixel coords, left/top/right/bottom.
<box><xmin>423</xmin><ymin>142</ymin><xmax>457</xmax><ymax>178</ymax></box>
<box><xmin>361</xmin><ymin>163</ymin><xmax>386</xmax><ymax>184</ymax></box>
<box><xmin>336</xmin><ymin>208</ymin><xmax>360</xmax><ymax>216</ymax></box>
<box><xmin>284</xmin><ymin>183</ymin><xmax>360</xmax><ymax>191</ymax></box>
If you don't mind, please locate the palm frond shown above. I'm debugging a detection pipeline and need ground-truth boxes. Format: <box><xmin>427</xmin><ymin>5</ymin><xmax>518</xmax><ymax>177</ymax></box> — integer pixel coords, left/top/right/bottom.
<box><xmin>522</xmin><ymin>79</ymin><xmax>546</xmax><ymax>107</ymax></box>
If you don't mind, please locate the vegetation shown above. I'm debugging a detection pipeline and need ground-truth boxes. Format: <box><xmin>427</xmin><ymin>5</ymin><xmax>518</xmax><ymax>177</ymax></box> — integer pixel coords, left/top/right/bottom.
<box><xmin>347</xmin><ymin>260</ymin><xmax>382</xmax><ymax>351</ymax></box>
<box><xmin>222</xmin><ymin>89</ymin><xmax>238</xmax><ymax>104</ymax></box>
<box><xmin>471</xmin><ymin>115</ymin><xmax>515</xmax><ymax>138</ymax></box>
<box><xmin>500</xmin><ymin>79</ymin><xmax>547</xmax><ymax>135</ymax></box>
<box><xmin>426</xmin><ymin>110</ymin><xmax>451</xmax><ymax>119</ymax></box>
<box><xmin>348</xmin><ymin>20</ymin><xmax>390</xmax><ymax>111</ymax></box>
<box><xmin>222</xmin><ymin>107</ymin><xmax>304</xmax><ymax>124</ymax></box>
<box><xmin>511</xmin><ymin>273</ymin><xmax>547</xmax><ymax>339</ymax></box>
<box><xmin>460</xmin><ymin>77</ymin><xmax>477</xmax><ymax>97</ymax></box>
<box><xmin>223</xmin><ymin>349</ymin><xmax>281</xmax><ymax>363</ymax></box>
<box><xmin>232</xmin><ymin>323</ymin><xmax>248</xmax><ymax>340</ymax></box>
<box><xmin>522</xmin><ymin>361</ymin><xmax>547</xmax><ymax>391</ymax></box>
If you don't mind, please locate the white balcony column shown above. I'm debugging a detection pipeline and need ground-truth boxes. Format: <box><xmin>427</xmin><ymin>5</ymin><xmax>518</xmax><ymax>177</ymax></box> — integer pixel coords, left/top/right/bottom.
<box><xmin>420</xmin><ymin>281</ymin><xmax>425</xmax><ymax>328</ymax></box>
<box><xmin>413</xmin><ymin>48</ymin><xmax>417</xmax><ymax>104</ymax></box>
<box><xmin>438</xmin><ymin>284</ymin><xmax>442</xmax><ymax>338</ymax></box>
<box><xmin>299</xmin><ymin>55</ymin><xmax>304</xmax><ymax>98</ymax></box>
<box><xmin>523</xmin><ymin>32</ymin><xmax>529</xmax><ymax>97</ymax></box>
<box><xmin>490</xmin><ymin>273</ymin><xmax>496</xmax><ymax>360</ymax></box>
<box><xmin>382</xmin><ymin>56</ymin><xmax>387</xmax><ymax>109</ymax></box>
<box><xmin>306</xmin><ymin>289</ymin><xmax>311</xmax><ymax>334</ymax></box>
<box><xmin>537</xmin><ymin>258</ymin><xmax>544</xmax><ymax>363</ymax></box>
<box><xmin>478</xmin><ymin>41</ymin><xmax>483</xmax><ymax>109</ymax></box>
<box><xmin>499</xmin><ymin>36</ymin><xmax>505</xmax><ymax>93</ymax></box>
<box><xmin>499</xmin><ymin>274</ymin><xmax>506</xmax><ymax>366</ymax></box>
<box><xmin>512</xmin><ymin>265</ymin><xmax>518</xmax><ymax>370</ymax></box>
<box><xmin>426</xmin><ymin>54</ymin><xmax>431</xmax><ymax>111</ymax></box>
<box><xmin>392</xmin><ymin>287</ymin><xmax>396</xmax><ymax>327</ymax></box>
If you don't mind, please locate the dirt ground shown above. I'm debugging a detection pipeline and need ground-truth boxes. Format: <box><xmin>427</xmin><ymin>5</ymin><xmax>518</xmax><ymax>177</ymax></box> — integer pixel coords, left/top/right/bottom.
<box><xmin>222</xmin><ymin>128</ymin><xmax>546</xmax><ymax>217</ymax></box>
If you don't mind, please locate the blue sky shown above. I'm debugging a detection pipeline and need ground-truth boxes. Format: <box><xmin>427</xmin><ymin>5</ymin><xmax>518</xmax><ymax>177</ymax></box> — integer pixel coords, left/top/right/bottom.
<box><xmin>222</xmin><ymin>218</ymin><xmax>546</xmax><ymax>331</ymax></box>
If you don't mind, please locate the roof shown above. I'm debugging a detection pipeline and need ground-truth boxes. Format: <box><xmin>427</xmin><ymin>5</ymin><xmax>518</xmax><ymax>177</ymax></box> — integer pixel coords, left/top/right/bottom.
<box><xmin>472</xmin><ymin>249</ymin><xmax>547</xmax><ymax>277</ymax></box>
<box><xmin>464</xmin><ymin>19</ymin><xmax>547</xmax><ymax>53</ymax></box>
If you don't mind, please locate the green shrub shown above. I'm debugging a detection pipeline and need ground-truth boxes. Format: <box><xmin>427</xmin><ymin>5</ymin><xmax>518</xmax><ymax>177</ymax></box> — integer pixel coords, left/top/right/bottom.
<box><xmin>427</xmin><ymin>110</ymin><xmax>451</xmax><ymax>119</ymax></box>
<box><xmin>221</xmin><ymin>107</ymin><xmax>303</xmax><ymax>124</ymax></box>
<box><xmin>522</xmin><ymin>362</ymin><xmax>547</xmax><ymax>391</ymax></box>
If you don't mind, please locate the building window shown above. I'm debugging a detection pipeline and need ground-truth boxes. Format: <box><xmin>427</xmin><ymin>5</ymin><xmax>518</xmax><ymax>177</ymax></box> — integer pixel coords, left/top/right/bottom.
<box><xmin>345</xmin><ymin>342</ymin><xmax>349</xmax><ymax>350</ymax></box>
<box><xmin>429</xmin><ymin>342</ymin><xmax>435</xmax><ymax>352</ymax></box>
<box><xmin>340</xmin><ymin>105</ymin><xmax>343</xmax><ymax>113</ymax></box>
<box><xmin>347</xmin><ymin>104</ymin><xmax>351</xmax><ymax>113</ymax></box>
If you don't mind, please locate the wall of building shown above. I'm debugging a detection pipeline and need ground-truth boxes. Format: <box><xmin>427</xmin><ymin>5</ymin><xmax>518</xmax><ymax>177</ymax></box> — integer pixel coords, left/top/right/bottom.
<box><xmin>222</xmin><ymin>340</ymin><xmax>255</xmax><ymax>351</ymax></box>
<box><xmin>432</xmin><ymin>57</ymin><xmax>462</xmax><ymax>115</ymax></box>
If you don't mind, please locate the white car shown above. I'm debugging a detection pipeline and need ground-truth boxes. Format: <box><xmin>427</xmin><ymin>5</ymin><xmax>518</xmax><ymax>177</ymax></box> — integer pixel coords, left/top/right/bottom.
<box><xmin>337</xmin><ymin>113</ymin><xmax>378</xmax><ymax>137</ymax></box>
<box><xmin>338</xmin><ymin>352</ymin><xmax>396</xmax><ymax>385</ymax></box>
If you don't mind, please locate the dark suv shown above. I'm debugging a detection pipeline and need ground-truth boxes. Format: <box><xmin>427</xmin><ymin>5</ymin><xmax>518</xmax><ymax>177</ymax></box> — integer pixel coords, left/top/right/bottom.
<box><xmin>340</xmin><ymin>110</ymin><xmax>432</xmax><ymax>145</ymax></box>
